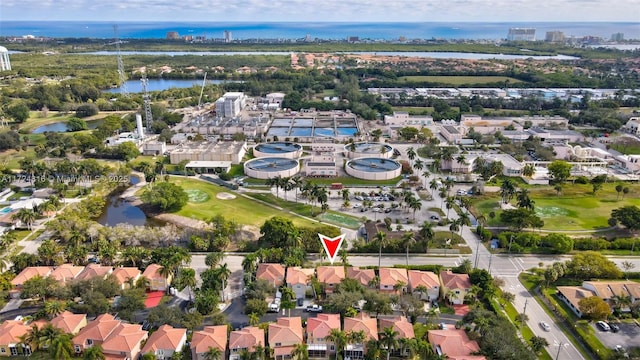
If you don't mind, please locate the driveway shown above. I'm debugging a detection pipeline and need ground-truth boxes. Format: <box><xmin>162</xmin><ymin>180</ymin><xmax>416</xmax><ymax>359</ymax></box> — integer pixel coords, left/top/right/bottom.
<box><xmin>593</xmin><ymin>322</ymin><xmax>640</xmax><ymax>352</ymax></box>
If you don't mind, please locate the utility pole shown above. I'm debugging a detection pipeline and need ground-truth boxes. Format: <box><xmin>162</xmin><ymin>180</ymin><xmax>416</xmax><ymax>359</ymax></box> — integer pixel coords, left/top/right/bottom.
<box><xmin>555</xmin><ymin>342</ymin><xmax>564</xmax><ymax>360</ymax></box>
<box><xmin>113</xmin><ymin>24</ymin><xmax>128</xmax><ymax>97</ymax></box>
<box><xmin>474</xmin><ymin>239</ymin><xmax>480</xmax><ymax>268</ymax></box>
<box><xmin>508</xmin><ymin>233</ymin><xmax>514</xmax><ymax>253</ymax></box>
<box><xmin>488</xmin><ymin>252</ymin><xmax>493</xmax><ymax>275</ymax></box>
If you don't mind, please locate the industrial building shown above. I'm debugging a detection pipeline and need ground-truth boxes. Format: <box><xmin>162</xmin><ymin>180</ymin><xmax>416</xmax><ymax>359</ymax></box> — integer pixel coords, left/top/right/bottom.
<box><xmin>169</xmin><ymin>141</ymin><xmax>247</xmax><ymax>165</ymax></box>
<box><xmin>0</xmin><ymin>46</ymin><xmax>11</xmax><ymax>71</ymax></box>
<box><xmin>215</xmin><ymin>92</ymin><xmax>246</xmax><ymax>118</ymax></box>
<box><xmin>304</xmin><ymin>144</ymin><xmax>337</xmax><ymax>177</ymax></box>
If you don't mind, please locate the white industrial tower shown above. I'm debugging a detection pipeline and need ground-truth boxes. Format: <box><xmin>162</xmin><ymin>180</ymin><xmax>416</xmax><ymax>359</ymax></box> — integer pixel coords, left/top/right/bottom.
<box><xmin>113</xmin><ymin>25</ymin><xmax>128</xmax><ymax>97</ymax></box>
<box><xmin>141</xmin><ymin>72</ymin><xmax>153</xmax><ymax>131</ymax></box>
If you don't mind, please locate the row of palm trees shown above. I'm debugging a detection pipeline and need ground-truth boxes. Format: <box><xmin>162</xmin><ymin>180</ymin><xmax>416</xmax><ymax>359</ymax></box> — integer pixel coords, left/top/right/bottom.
<box><xmin>265</xmin><ymin>176</ymin><xmax>331</xmax><ymax>214</ymax></box>
<box><xmin>19</xmin><ymin>323</ymin><xmax>104</xmax><ymax>360</ymax></box>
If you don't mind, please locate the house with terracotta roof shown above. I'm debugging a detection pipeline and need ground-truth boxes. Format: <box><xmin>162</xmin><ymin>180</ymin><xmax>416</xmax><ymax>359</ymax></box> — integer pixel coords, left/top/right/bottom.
<box><xmin>439</xmin><ymin>270</ymin><xmax>471</xmax><ymax>305</ymax></box>
<box><xmin>556</xmin><ymin>286</ymin><xmax>597</xmax><ymax>317</ymax></box>
<box><xmin>0</xmin><ymin>320</ymin><xmax>31</xmax><ymax>356</ymax></box>
<box><xmin>73</xmin><ymin>314</ymin><xmax>121</xmax><ymax>354</ymax></box>
<box><xmin>111</xmin><ymin>267</ymin><xmax>142</xmax><ymax>290</ymax></box>
<box><xmin>101</xmin><ymin>323</ymin><xmax>148</xmax><ymax>360</ymax></box>
<box><xmin>428</xmin><ymin>329</ymin><xmax>486</xmax><ymax>360</ymax></box>
<box><xmin>347</xmin><ymin>267</ymin><xmax>376</xmax><ymax>287</ymax></box>
<box><xmin>286</xmin><ymin>267</ymin><xmax>315</xmax><ymax>300</ymax></box>
<box><xmin>306</xmin><ymin>313</ymin><xmax>341</xmax><ymax>359</ymax></box>
<box><xmin>268</xmin><ymin>317</ymin><xmax>303</xmax><ymax>360</ymax></box>
<box><xmin>343</xmin><ymin>313</ymin><xmax>378</xmax><ymax>359</ymax></box>
<box><xmin>75</xmin><ymin>264</ymin><xmax>113</xmax><ymax>282</ymax></box>
<box><xmin>229</xmin><ymin>326</ymin><xmax>265</xmax><ymax>360</ymax></box>
<box><xmin>140</xmin><ymin>325</ymin><xmax>187</xmax><ymax>360</ymax></box>
<box><xmin>49</xmin><ymin>264</ymin><xmax>85</xmax><ymax>284</ymax></box>
<box><xmin>316</xmin><ymin>266</ymin><xmax>345</xmax><ymax>294</ymax></box>
<box><xmin>10</xmin><ymin>266</ymin><xmax>53</xmax><ymax>288</ymax></box>
<box><xmin>408</xmin><ymin>270</ymin><xmax>440</xmax><ymax>301</ymax></box>
<box><xmin>143</xmin><ymin>264</ymin><xmax>171</xmax><ymax>292</ymax></box>
<box><xmin>379</xmin><ymin>268</ymin><xmax>408</xmax><ymax>293</ymax></box>
<box><xmin>378</xmin><ymin>316</ymin><xmax>415</xmax><ymax>357</ymax></box>
<box><xmin>256</xmin><ymin>263</ymin><xmax>286</xmax><ymax>287</ymax></box>
<box><xmin>50</xmin><ymin>311</ymin><xmax>87</xmax><ymax>335</ymax></box>
<box><xmin>191</xmin><ymin>325</ymin><xmax>228</xmax><ymax>360</ymax></box>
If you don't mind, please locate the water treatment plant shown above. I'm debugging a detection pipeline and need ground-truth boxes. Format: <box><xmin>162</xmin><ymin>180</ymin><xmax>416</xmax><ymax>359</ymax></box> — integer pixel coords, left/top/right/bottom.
<box><xmin>345</xmin><ymin>157</ymin><xmax>402</xmax><ymax>180</ymax></box>
<box><xmin>253</xmin><ymin>142</ymin><xmax>303</xmax><ymax>159</ymax></box>
<box><xmin>344</xmin><ymin>142</ymin><xmax>394</xmax><ymax>159</ymax></box>
<box><xmin>244</xmin><ymin>157</ymin><xmax>300</xmax><ymax>179</ymax></box>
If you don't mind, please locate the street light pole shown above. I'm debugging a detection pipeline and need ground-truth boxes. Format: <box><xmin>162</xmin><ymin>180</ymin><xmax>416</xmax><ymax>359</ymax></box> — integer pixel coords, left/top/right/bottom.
<box><xmin>555</xmin><ymin>342</ymin><xmax>564</xmax><ymax>360</ymax></box>
<box><xmin>474</xmin><ymin>239</ymin><xmax>480</xmax><ymax>268</ymax></box>
<box><xmin>520</xmin><ymin>299</ymin><xmax>528</xmax><ymax>332</ymax></box>
<box><xmin>488</xmin><ymin>252</ymin><xmax>493</xmax><ymax>275</ymax></box>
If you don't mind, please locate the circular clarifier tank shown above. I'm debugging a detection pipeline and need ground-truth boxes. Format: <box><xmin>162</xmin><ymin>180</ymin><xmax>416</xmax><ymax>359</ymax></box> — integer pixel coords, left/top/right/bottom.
<box><xmin>346</xmin><ymin>157</ymin><xmax>402</xmax><ymax>180</ymax></box>
<box><xmin>344</xmin><ymin>142</ymin><xmax>394</xmax><ymax>159</ymax></box>
<box><xmin>253</xmin><ymin>142</ymin><xmax>302</xmax><ymax>159</ymax></box>
<box><xmin>244</xmin><ymin>157</ymin><xmax>300</xmax><ymax>179</ymax></box>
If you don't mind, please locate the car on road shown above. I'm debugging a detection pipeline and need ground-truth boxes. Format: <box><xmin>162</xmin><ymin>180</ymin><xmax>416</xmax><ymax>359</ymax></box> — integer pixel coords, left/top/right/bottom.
<box><xmin>540</xmin><ymin>321</ymin><xmax>551</xmax><ymax>331</ymax></box>
<box><xmin>306</xmin><ymin>304</ymin><xmax>323</xmax><ymax>313</ymax></box>
<box><xmin>384</xmin><ymin>208</ymin><xmax>393</xmax><ymax>213</ymax></box>
<box><xmin>430</xmin><ymin>215</ymin><xmax>440</xmax><ymax>220</ymax></box>
<box><xmin>457</xmin><ymin>189</ymin><xmax>467</xmax><ymax>195</ymax></box>
<box><xmin>596</xmin><ymin>321</ymin><xmax>611</xmax><ymax>331</ymax></box>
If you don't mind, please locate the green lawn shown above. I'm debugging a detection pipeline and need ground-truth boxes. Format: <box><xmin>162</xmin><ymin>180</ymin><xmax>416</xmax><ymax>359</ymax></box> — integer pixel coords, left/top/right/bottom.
<box><xmin>397</xmin><ymin>75</ymin><xmax>523</xmax><ymax>85</ymax></box>
<box><xmin>609</xmin><ymin>139</ymin><xmax>640</xmax><ymax>155</ymax></box>
<box><xmin>169</xmin><ymin>177</ymin><xmax>328</xmax><ymax>228</ymax></box>
<box><xmin>470</xmin><ymin>183</ymin><xmax>640</xmax><ymax>230</ymax></box>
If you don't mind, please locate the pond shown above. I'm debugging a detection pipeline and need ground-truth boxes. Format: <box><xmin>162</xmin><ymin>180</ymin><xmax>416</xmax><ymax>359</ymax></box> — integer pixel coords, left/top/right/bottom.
<box><xmin>104</xmin><ymin>78</ymin><xmax>237</xmax><ymax>93</ymax></box>
<box><xmin>95</xmin><ymin>175</ymin><xmax>163</xmax><ymax>227</ymax></box>
<box><xmin>32</xmin><ymin>119</ymin><xmax>104</xmax><ymax>134</ymax></box>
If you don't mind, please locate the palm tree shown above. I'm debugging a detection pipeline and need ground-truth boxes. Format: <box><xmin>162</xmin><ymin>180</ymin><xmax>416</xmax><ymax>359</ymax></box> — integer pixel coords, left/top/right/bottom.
<box><xmin>516</xmin><ymin>189</ymin><xmax>535</xmax><ymax>210</ymax></box>
<box><xmin>216</xmin><ymin>263</ymin><xmax>232</xmax><ymax>301</ymax></box>
<box><xmin>21</xmin><ymin>325</ymin><xmax>43</xmax><ymax>351</ymax></box>
<box><xmin>291</xmin><ymin>343</ymin><xmax>309</xmax><ymax>360</ymax></box>
<box><xmin>419</xmin><ymin>221</ymin><xmax>435</xmax><ymax>254</ymax></box>
<box><xmin>449</xmin><ymin>219</ymin><xmax>460</xmax><ymax>243</ymax></box>
<box><xmin>429</xmin><ymin>178</ymin><xmax>440</xmax><ymax>196</ymax></box>
<box><xmin>325</xmin><ymin>329</ymin><xmax>348</xmax><ymax>360</ymax></box>
<box><xmin>380</xmin><ymin>327</ymin><xmax>399</xmax><ymax>360</ymax></box>
<box><xmin>205</xmin><ymin>252</ymin><xmax>224</xmax><ymax>268</ymax></box>
<box><xmin>458</xmin><ymin>212</ymin><xmax>471</xmax><ymax>237</ymax></box>
<box><xmin>83</xmin><ymin>345</ymin><xmax>106</xmax><ymax>360</ymax></box>
<box><xmin>204</xmin><ymin>346</ymin><xmax>223</xmax><ymax>360</ymax></box>
<box><xmin>522</xmin><ymin>164</ymin><xmax>535</xmax><ymax>177</ymax></box>
<box><xmin>248</xmin><ymin>312</ymin><xmax>261</xmax><ymax>326</ymax></box>
<box><xmin>499</xmin><ymin>179</ymin><xmax>516</xmax><ymax>204</ymax></box>
<box><xmin>421</xmin><ymin>169</ymin><xmax>430</xmax><ymax>187</ymax></box>
<box><xmin>413</xmin><ymin>159</ymin><xmax>424</xmax><ymax>173</ymax></box>
<box><xmin>406</xmin><ymin>147</ymin><xmax>416</xmax><ymax>163</ymax></box>
<box><xmin>408</xmin><ymin>197</ymin><xmax>422</xmax><ymax>221</ymax></box>
<box><xmin>375</xmin><ymin>231</ymin><xmax>388</xmax><ymax>269</ymax></box>
<box><xmin>39</xmin><ymin>324</ymin><xmax>63</xmax><ymax>350</ymax></box>
<box><xmin>401</xmin><ymin>232</ymin><xmax>416</xmax><ymax>268</ymax></box>
<box><xmin>12</xmin><ymin>208</ymin><xmax>37</xmax><ymax>230</ymax></box>
<box><xmin>445</xmin><ymin>197</ymin><xmax>455</xmax><ymax>218</ymax></box>
<box><xmin>49</xmin><ymin>333</ymin><xmax>73</xmax><ymax>360</ymax></box>
<box><xmin>44</xmin><ymin>300</ymin><xmax>66</xmax><ymax>320</ymax></box>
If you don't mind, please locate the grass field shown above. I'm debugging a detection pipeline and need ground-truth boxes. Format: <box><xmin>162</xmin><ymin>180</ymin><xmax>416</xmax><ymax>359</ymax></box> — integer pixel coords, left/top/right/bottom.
<box><xmin>397</xmin><ymin>75</ymin><xmax>523</xmax><ymax>85</ymax></box>
<box><xmin>470</xmin><ymin>183</ymin><xmax>640</xmax><ymax>231</ymax></box>
<box><xmin>169</xmin><ymin>177</ymin><xmax>331</xmax><ymax>229</ymax></box>
<box><xmin>609</xmin><ymin>137</ymin><xmax>640</xmax><ymax>155</ymax></box>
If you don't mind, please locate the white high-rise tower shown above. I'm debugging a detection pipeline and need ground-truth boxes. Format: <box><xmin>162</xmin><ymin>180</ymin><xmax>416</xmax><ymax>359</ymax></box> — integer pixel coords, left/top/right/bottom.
<box><xmin>0</xmin><ymin>46</ymin><xmax>11</xmax><ymax>71</ymax></box>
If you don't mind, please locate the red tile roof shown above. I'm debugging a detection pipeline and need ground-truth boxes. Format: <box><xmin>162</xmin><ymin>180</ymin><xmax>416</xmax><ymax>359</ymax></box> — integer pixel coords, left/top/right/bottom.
<box><xmin>229</xmin><ymin>326</ymin><xmax>265</xmax><ymax>352</ymax></box>
<box><xmin>256</xmin><ymin>263</ymin><xmax>285</xmax><ymax>286</ymax></box>
<box><xmin>428</xmin><ymin>329</ymin><xmax>482</xmax><ymax>358</ymax></box>
<box><xmin>101</xmin><ymin>323</ymin><xmax>148</xmax><ymax>355</ymax></box>
<box><xmin>10</xmin><ymin>266</ymin><xmax>53</xmax><ymax>286</ymax></box>
<box><xmin>307</xmin><ymin>314</ymin><xmax>341</xmax><ymax>340</ymax></box>
<box><xmin>440</xmin><ymin>271</ymin><xmax>472</xmax><ymax>290</ymax></box>
<box><xmin>50</xmin><ymin>311</ymin><xmax>87</xmax><ymax>334</ymax></box>
<box><xmin>317</xmin><ymin>266</ymin><xmax>345</xmax><ymax>284</ymax></box>
<box><xmin>142</xmin><ymin>264</ymin><xmax>164</xmax><ymax>280</ymax></box>
<box><xmin>76</xmin><ymin>264</ymin><xmax>113</xmax><ymax>281</ymax></box>
<box><xmin>378</xmin><ymin>316</ymin><xmax>415</xmax><ymax>339</ymax></box>
<box><xmin>286</xmin><ymin>267</ymin><xmax>315</xmax><ymax>285</ymax></box>
<box><xmin>347</xmin><ymin>267</ymin><xmax>375</xmax><ymax>286</ymax></box>
<box><xmin>379</xmin><ymin>268</ymin><xmax>408</xmax><ymax>288</ymax></box>
<box><xmin>343</xmin><ymin>313</ymin><xmax>378</xmax><ymax>341</ymax></box>
<box><xmin>0</xmin><ymin>320</ymin><xmax>30</xmax><ymax>345</ymax></box>
<box><xmin>191</xmin><ymin>325</ymin><xmax>228</xmax><ymax>354</ymax></box>
<box><xmin>111</xmin><ymin>267</ymin><xmax>141</xmax><ymax>285</ymax></box>
<box><xmin>49</xmin><ymin>264</ymin><xmax>85</xmax><ymax>283</ymax></box>
<box><xmin>269</xmin><ymin>317</ymin><xmax>303</xmax><ymax>346</ymax></box>
<box><xmin>73</xmin><ymin>314</ymin><xmax>120</xmax><ymax>348</ymax></box>
<box><xmin>408</xmin><ymin>270</ymin><xmax>439</xmax><ymax>290</ymax></box>
<box><xmin>141</xmin><ymin>325</ymin><xmax>186</xmax><ymax>354</ymax></box>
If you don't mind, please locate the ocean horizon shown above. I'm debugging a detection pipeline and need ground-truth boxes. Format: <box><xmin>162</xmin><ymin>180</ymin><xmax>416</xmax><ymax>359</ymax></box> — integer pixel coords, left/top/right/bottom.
<box><xmin>1</xmin><ymin>21</ymin><xmax>639</xmax><ymax>41</ymax></box>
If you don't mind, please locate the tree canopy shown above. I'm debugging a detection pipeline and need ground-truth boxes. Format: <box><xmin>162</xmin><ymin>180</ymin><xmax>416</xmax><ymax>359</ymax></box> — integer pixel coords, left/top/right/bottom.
<box><xmin>141</xmin><ymin>181</ymin><xmax>189</xmax><ymax>211</ymax></box>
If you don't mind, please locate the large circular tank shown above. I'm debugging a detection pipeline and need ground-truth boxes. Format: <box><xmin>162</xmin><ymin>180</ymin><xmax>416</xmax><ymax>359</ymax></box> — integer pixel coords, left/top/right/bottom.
<box><xmin>253</xmin><ymin>142</ymin><xmax>302</xmax><ymax>159</ymax></box>
<box><xmin>346</xmin><ymin>157</ymin><xmax>402</xmax><ymax>180</ymax></box>
<box><xmin>344</xmin><ymin>142</ymin><xmax>394</xmax><ymax>159</ymax></box>
<box><xmin>244</xmin><ymin>157</ymin><xmax>300</xmax><ymax>179</ymax></box>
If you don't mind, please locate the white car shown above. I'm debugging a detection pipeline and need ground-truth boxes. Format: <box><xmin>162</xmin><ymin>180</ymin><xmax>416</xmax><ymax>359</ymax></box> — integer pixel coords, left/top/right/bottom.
<box><xmin>540</xmin><ymin>321</ymin><xmax>551</xmax><ymax>331</ymax></box>
<box><xmin>353</xmin><ymin>204</ymin><xmax>361</xmax><ymax>208</ymax></box>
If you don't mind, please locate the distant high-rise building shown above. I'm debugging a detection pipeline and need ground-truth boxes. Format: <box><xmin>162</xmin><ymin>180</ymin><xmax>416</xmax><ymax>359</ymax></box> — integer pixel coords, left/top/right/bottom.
<box><xmin>166</xmin><ymin>31</ymin><xmax>180</xmax><ymax>40</ymax></box>
<box><xmin>545</xmin><ymin>31</ymin><xmax>565</xmax><ymax>43</ymax></box>
<box><xmin>507</xmin><ymin>28</ymin><xmax>536</xmax><ymax>41</ymax></box>
<box><xmin>611</xmin><ymin>32</ymin><xmax>624</xmax><ymax>41</ymax></box>
<box><xmin>348</xmin><ymin>36</ymin><xmax>359</xmax><ymax>43</ymax></box>
<box><xmin>0</xmin><ymin>46</ymin><xmax>11</xmax><ymax>71</ymax></box>
<box><xmin>224</xmin><ymin>30</ymin><xmax>232</xmax><ymax>43</ymax></box>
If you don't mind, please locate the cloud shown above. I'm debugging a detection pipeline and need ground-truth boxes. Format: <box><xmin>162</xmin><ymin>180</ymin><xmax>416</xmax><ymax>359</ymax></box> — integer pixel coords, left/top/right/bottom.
<box><xmin>2</xmin><ymin>0</ymin><xmax>639</xmax><ymax>21</ymax></box>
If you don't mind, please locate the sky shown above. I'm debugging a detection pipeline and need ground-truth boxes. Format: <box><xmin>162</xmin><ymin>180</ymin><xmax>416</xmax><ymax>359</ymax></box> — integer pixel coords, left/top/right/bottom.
<box><xmin>1</xmin><ymin>0</ymin><xmax>640</xmax><ymax>22</ymax></box>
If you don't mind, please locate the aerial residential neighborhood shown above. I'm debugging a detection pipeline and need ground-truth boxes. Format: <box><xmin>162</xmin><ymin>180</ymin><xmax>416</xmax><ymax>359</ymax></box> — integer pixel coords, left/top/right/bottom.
<box><xmin>1</xmin><ymin>9</ymin><xmax>640</xmax><ymax>360</ymax></box>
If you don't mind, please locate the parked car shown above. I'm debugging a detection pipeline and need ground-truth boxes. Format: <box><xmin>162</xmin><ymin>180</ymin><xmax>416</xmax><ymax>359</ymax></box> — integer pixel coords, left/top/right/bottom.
<box><xmin>297</xmin><ymin>298</ymin><xmax>304</xmax><ymax>307</ymax></box>
<box><xmin>596</xmin><ymin>321</ymin><xmax>611</xmax><ymax>331</ymax></box>
<box><xmin>430</xmin><ymin>215</ymin><xmax>440</xmax><ymax>220</ymax></box>
<box><xmin>439</xmin><ymin>323</ymin><xmax>447</xmax><ymax>330</ymax></box>
<box><xmin>540</xmin><ymin>321</ymin><xmax>551</xmax><ymax>331</ymax></box>
<box><xmin>306</xmin><ymin>304</ymin><xmax>323</xmax><ymax>313</ymax></box>
<box><xmin>608</xmin><ymin>322</ymin><xmax>620</xmax><ymax>332</ymax></box>
<box><xmin>384</xmin><ymin>208</ymin><xmax>393</xmax><ymax>213</ymax></box>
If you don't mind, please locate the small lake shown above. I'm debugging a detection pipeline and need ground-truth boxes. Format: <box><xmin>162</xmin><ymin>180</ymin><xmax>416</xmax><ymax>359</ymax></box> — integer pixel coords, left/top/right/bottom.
<box><xmin>104</xmin><ymin>78</ymin><xmax>235</xmax><ymax>93</ymax></box>
<box><xmin>95</xmin><ymin>176</ymin><xmax>163</xmax><ymax>227</ymax></box>
<box><xmin>32</xmin><ymin>119</ymin><xmax>103</xmax><ymax>134</ymax></box>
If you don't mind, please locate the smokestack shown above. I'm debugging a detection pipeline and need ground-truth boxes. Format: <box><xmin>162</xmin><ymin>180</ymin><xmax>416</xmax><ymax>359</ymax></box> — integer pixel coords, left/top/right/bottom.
<box><xmin>136</xmin><ymin>113</ymin><xmax>144</xmax><ymax>139</ymax></box>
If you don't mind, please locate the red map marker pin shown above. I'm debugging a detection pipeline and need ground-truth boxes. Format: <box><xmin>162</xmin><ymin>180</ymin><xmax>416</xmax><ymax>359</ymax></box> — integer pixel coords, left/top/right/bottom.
<box><xmin>318</xmin><ymin>233</ymin><xmax>346</xmax><ymax>265</ymax></box>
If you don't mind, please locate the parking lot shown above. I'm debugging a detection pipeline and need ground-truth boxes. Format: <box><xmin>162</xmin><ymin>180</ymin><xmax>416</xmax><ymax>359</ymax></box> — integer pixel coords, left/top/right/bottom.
<box><xmin>593</xmin><ymin>321</ymin><xmax>640</xmax><ymax>352</ymax></box>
